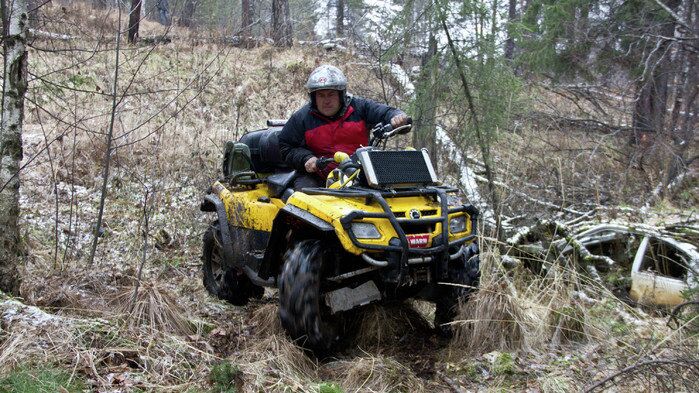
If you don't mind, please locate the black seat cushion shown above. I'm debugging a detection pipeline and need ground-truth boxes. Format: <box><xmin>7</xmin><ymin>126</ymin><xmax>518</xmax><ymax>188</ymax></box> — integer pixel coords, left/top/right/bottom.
<box><xmin>238</xmin><ymin>127</ymin><xmax>288</xmax><ymax>173</ymax></box>
<box><xmin>266</xmin><ymin>170</ymin><xmax>297</xmax><ymax>198</ymax></box>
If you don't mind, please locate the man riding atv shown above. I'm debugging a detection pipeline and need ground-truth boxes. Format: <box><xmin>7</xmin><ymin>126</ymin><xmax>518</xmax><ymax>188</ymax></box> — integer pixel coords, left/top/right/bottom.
<box><xmin>279</xmin><ymin>64</ymin><xmax>410</xmax><ymax>189</ymax></box>
<box><xmin>201</xmin><ymin>65</ymin><xmax>480</xmax><ymax>354</ymax></box>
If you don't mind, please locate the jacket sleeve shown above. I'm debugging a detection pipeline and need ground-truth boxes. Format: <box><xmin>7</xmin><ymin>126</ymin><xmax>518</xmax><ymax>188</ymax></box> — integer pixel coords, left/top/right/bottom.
<box><xmin>279</xmin><ymin>110</ymin><xmax>315</xmax><ymax>171</ymax></box>
<box><xmin>354</xmin><ymin>97</ymin><xmax>405</xmax><ymax>129</ymax></box>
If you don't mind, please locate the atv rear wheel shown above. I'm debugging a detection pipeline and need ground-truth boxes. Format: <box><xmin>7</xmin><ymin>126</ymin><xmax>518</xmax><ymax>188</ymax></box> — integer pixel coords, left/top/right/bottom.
<box><xmin>435</xmin><ymin>243</ymin><xmax>480</xmax><ymax>337</ymax></box>
<box><xmin>202</xmin><ymin>225</ymin><xmax>263</xmax><ymax>305</ymax></box>
<box><xmin>278</xmin><ymin>239</ymin><xmax>341</xmax><ymax>353</ymax></box>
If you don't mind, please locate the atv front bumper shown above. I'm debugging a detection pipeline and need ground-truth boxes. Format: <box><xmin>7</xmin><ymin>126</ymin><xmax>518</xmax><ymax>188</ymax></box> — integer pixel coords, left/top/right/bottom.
<box><xmin>304</xmin><ymin>186</ymin><xmax>478</xmax><ymax>280</ymax></box>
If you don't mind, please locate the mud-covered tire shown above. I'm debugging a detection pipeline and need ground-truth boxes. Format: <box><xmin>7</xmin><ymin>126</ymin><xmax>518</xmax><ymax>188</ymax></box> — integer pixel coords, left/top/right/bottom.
<box><xmin>202</xmin><ymin>225</ymin><xmax>264</xmax><ymax>306</ymax></box>
<box><xmin>278</xmin><ymin>239</ymin><xmax>340</xmax><ymax>353</ymax></box>
<box><xmin>435</xmin><ymin>242</ymin><xmax>480</xmax><ymax>336</ymax></box>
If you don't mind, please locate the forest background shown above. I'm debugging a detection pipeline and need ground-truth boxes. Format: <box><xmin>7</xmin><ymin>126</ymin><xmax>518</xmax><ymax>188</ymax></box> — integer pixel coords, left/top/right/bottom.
<box><xmin>0</xmin><ymin>0</ymin><xmax>697</xmax><ymax>392</ymax></box>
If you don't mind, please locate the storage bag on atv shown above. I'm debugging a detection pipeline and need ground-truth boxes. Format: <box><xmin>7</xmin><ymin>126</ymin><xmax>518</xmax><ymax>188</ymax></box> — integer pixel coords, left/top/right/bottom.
<box><xmin>222</xmin><ymin>127</ymin><xmax>288</xmax><ymax>177</ymax></box>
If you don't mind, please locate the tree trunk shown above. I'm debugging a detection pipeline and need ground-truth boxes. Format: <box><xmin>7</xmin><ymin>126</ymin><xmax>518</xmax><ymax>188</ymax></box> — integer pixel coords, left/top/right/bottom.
<box><xmin>241</xmin><ymin>0</ymin><xmax>252</xmax><ymax>48</ymax></box>
<box><xmin>504</xmin><ymin>0</ymin><xmax>516</xmax><ymax>61</ymax></box>
<box><xmin>178</xmin><ymin>0</ymin><xmax>196</xmax><ymax>27</ymax></box>
<box><xmin>631</xmin><ymin>0</ymin><xmax>681</xmax><ymax>143</ymax></box>
<box><xmin>412</xmin><ymin>28</ymin><xmax>438</xmax><ymax>157</ymax></box>
<box><xmin>272</xmin><ymin>0</ymin><xmax>293</xmax><ymax>47</ymax></box>
<box><xmin>128</xmin><ymin>0</ymin><xmax>142</xmax><ymax>43</ymax></box>
<box><xmin>156</xmin><ymin>0</ymin><xmax>171</xmax><ymax>26</ymax></box>
<box><xmin>0</xmin><ymin>0</ymin><xmax>28</xmax><ymax>295</ymax></box>
<box><xmin>661</xmin><ymin>0</ymin><xmax>698</xmax><ymax>190</ymax></box>
<box><xmin>336</xmin><ymin>0</ymin><xmax>344</xmax><ymax>37</ymax></box>
<box><xmin>439</xmin><ymin>5</ymin><xmax>503</xmax><ymax>237</ymax></box>
<box><xmin>401</xmin><ymin>0</ymin><xmax>414</xmax><ymax>63</ymax></box>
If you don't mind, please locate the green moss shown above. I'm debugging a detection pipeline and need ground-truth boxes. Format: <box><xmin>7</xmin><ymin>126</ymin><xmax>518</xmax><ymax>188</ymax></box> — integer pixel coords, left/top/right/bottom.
<box><xmin>604</xmin><ymin>270</ymin><xmax>631</xmax><ymax>288</ymax></box>
<box><xmin>493</xmin><ymin>352</ymin><xmax>516</xmax><ymax>375</ymax></box>
<box><xmin>208</xmin><ymin>362</ymin><xmax>241</xmax><ymax>393</ymax></box>
<box><xmin>464</xmin><ymin>363</ymin><xmax>480</xmax><ymax>380</ymax></box>
<box><xmin>68</xmin><ymin>73</ymin><xmax>95</xmax><ymax>88</ymax></box>
<box><xmin>610</xmin><ymin>320</ymin><xmax>630</xmax><ymax>336</ymax></box>
<box><xmin>317</xmin><ymin>382</ymin><xmax>343</xmax><ymax>393</ymax></box>
<box><xmin>0</xmin><ymin>365</ymin><xmax>86</xmax><ymax>393</ymax></box>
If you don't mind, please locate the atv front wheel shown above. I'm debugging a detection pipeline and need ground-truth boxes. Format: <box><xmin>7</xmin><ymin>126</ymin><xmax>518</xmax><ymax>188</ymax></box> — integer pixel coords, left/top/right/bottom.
<box><xmin>435</xmin><ymin>243</ymin><xmax>480</xmax><ymax>336</ymax></box>
<box><xmin>202</xmin><ymin>225</ymin><xmax>263</xmax><ymax>305</ymax></box>
<box><xmin>278</xmin><ymin>239</ymin><xmax>341</xmax><ymax>353</ymax></box>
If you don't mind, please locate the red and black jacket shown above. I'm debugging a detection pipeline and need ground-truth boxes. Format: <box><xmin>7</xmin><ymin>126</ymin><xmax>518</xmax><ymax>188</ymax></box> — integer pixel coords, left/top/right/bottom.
<box><xmin>279</xmin><ymin>95</ymin><xmax>404</xmax><ymax>177</ymax></box>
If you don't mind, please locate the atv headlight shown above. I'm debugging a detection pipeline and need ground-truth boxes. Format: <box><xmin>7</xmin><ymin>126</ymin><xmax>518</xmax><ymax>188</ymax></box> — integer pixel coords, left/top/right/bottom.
<box><xmin>351</xmin><ymin>222</ymin><xmax>381</xmax><ymax>239</ymax></box>
<box><xmin>449</xmin><ymin>215</ymin><xmax>467</xmax><ymax>233</ymax></box>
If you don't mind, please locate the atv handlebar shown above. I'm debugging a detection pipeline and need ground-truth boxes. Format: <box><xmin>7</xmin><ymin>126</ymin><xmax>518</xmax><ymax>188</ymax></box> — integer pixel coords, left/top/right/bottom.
<box><xmin>369</xmin><ymin>117</ymin><xmax>412</xmax><ymax>146</ymax></box>
<box><xmin>316</xmin><ymin>157</ymin><xmax>335</xmax><ymax>170</ymax></box>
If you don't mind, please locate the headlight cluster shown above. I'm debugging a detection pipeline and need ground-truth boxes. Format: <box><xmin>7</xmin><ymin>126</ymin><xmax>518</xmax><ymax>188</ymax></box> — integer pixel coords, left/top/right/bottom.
<box><xmin>449</xmin><ymin>215</ymin><xmax>467</xmax><ymax>233</ymax></box>
<box><xmin>351</xmin><ymin>222</ymin><xmax>381</xmax><ymax>239</ymax></box>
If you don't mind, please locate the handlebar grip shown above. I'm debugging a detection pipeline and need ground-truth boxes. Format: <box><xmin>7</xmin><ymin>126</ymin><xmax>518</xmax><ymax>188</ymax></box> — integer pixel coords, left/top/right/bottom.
<box><xmin>316</xmin><ymin>157</ymin><xmax>334</xmax><ymax>170</ymax></box>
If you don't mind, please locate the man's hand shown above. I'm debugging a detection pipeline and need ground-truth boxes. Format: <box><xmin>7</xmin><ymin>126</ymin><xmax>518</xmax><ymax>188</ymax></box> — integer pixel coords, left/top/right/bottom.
<box><xmin>304</xmin><ymin>156</ymin><xmax>318</xmax><ymax>173</ymax></box>
<box><xmin>390</xmin><ymin>113</ymin><xmax>409</xmax><ymax>128</ymax></box>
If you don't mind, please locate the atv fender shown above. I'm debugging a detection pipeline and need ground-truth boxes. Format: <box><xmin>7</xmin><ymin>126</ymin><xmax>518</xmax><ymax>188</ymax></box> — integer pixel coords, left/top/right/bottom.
<box><xmin>202</xmin><ymin>194</ymin><xmax>236</xmax><ymax>269</ymax></box>
<box><xmin>260</xmin><ymin>204</ymin><xmax>335</xmax><ymax>279</ymax></box>
<box><xmin>202</xmin><ymin>193</ymin><xmax>276</xmax><ymax>287</ymax></box>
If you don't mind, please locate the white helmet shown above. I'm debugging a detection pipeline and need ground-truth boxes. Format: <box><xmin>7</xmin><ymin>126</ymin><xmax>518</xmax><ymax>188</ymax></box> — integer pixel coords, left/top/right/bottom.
<box><xmin>305</xmin><ymin>64</ymin><xmax>347</xmax><ymax>93</ymax></box>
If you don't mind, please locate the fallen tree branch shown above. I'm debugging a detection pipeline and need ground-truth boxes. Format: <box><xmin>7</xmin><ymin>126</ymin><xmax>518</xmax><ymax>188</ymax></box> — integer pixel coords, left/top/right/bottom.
<box><xmin>562</xmin><ymin>233</ymin><xmax>616</xmax><ymax>269</ymax></box>
<box><xmin>472</xmin><ymin>172</ymin><xmax>590</xmax><ymax>216</ymax></box>
<box><xmin>28</xmin><ymin>28</ymin><xmax>77</xmax><ymax>41</ymax></box>
<box><xmin>585</xmin><ymin>359</ymin><xmax>699</xmax><ymax>392</ymax></box>
<box><xmin>667</xmin><ymin>301</ymin><xmax>699</xmax><ymax>329</ymax></box>
<box><xmin>527</xmin><ymin>110</ymin><xmax>634</xmax><ymax>134</ymax></box>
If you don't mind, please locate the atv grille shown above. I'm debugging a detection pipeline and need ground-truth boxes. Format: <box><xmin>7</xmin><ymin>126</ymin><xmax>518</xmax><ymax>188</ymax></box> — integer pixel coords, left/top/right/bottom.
<box><xmin>359</xmin><ymin>149</ymin><xmax>438</xmax><ymax>188</ymax></box>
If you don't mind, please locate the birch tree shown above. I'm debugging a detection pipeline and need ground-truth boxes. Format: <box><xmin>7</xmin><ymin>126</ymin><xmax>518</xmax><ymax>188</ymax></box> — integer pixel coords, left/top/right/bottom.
<box><xmin>0</xmin><ymin>0</ymin><xmax>28</xmax><ymax>294</ymax></box>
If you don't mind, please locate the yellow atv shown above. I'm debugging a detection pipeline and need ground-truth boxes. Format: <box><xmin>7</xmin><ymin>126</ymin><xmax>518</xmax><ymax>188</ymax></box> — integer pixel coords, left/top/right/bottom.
<box><xmin>201</xmin><ymin>119</ymin><xmax>480</xmax><ymax>352</ymax></box>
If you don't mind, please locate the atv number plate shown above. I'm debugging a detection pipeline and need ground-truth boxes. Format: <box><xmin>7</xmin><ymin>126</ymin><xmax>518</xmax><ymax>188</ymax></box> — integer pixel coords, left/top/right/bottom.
<box><xmin>407</xmin><ymin>234</ymin><xmax>430</xmax><ymax>248</ymax></box>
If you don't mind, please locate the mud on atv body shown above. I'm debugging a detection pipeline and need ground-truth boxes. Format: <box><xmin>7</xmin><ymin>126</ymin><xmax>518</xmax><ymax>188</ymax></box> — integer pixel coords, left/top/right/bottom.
<box><xmin>201</xmin><ymin>119</ymin><xmax>480</xmax><ymax>352</ymax></box>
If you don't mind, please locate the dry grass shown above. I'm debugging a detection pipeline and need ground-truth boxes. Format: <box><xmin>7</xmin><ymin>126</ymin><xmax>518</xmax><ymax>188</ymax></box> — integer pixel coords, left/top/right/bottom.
<box><xmin>451</xmin><ymin>279</ymin><xmax>533</xmax><ymax>353</ymax></box>
<box><xmin>233</xmin><ymin>334</ymin><xmax>318</xmax><ymax>392</ymax></box>
<box><xmin>248</xmin><ymin>302</ymin><xmax>284</xmax><ymax>336</ymax></box>
<box><xmin>323</xmin><ymin>355</ymin><xmax>428</xmax><ymax>393</ymax></box>
<box><xmin>354</xmin><ymin>303</ymin><xmax>432</xmax><ymax>349</ymax></box>
<box><xmin>113</xmin><ymin>280</ymin><xmax>195</xmax><ymax>336</ymax></box>
<box><xmin>450</xmin><ymin>241</ymin><xmax>609</xmax><ymax>357</ymax></box>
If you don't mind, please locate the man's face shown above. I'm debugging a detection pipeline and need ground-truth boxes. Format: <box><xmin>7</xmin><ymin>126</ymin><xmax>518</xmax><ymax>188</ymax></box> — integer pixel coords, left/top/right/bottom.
<box><xmin>315</xmin><ymin>89</ymin><xmax>341</xmax><ymax>117</ymax></box>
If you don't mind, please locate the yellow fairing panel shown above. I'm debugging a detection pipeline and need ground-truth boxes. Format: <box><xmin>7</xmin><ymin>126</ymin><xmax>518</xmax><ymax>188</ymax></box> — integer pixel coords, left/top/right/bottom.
<box><xmin>213</xmin><ymin>182</ymin><xmax>282</xmax><ymax>232</ymax></box>
<box><xmin>288</xmin><ymin>192</ymin><xmax>472</xmax><ymax>255</ymax></box>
